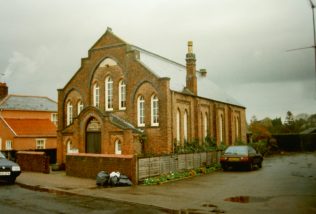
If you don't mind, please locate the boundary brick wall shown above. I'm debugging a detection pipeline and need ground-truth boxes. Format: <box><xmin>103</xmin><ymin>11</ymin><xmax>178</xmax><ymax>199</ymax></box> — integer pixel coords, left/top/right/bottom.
<box><xmin>66</xmin><ymin>153</ymin><xmax>137</xmax><ymax>184</ymax></box>
<box><xmin>16</xmin><ymin>151</ymin><xmax>50</xmax><ymax>174</ymax></box>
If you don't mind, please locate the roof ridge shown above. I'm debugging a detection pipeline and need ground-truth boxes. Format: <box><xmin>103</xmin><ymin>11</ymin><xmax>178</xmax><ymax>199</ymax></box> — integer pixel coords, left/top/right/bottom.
<box><xmin>131</xmin><ymin>45</ymin><xmax>185</xmax><ymax>68</ymax></box>
<box><xmin>5</xmin><ymin>94</ymin><xmax>56</xmax><ymax>102</ymax></box>
<box><xmin>4</xmin><ymin>118</ymin><xmax>51</xmax><ymax>121</ymax></box>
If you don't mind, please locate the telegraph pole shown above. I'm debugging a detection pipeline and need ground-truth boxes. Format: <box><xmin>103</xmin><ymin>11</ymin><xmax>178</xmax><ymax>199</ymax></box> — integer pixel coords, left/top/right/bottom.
<box><xmin>287</xmin><ymin>0</ymin><xmax>316</xmax><ymax>98</ymax></box>
<box><xmin>310</xmin><ymin>0</ymin><xmax>316</xmax><ymax>97</ymax></box>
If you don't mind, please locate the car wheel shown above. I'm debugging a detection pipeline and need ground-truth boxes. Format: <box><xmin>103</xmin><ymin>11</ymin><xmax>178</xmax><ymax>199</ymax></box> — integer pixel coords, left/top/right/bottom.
<box><xmin>248</xmin><ymin>163</ymin><xmax>253</xmax><ymax>171</ymax></box>
<box><xmin>222</xmin><ymin>165</ymin><xmax>228</xmax><ymax>171</ymax></box>
<box><xmin>258</xmin><ymin>161</ymin><xmax>262</xmax><ymax>168</ymax></box>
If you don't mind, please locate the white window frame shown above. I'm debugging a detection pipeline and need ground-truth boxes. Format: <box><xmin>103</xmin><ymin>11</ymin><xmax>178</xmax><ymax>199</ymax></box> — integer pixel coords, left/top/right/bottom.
<box><xmin>105</xmin><ymin>76</ymin><xmax>113</xmax><ymax>111</ymax></box>
<box><xmin>176</xmin><ymin>110</ymin><xmax>180</xmax><ymax>143</ymax></box>
<box><xmin>115</xmin><ymin>140</ymin><xmax>122</xmax><ymax>155</ymax></box>
<box><xmin>137</xmin><ymin>96</ymin><xmax>145</xmax><ymax>127</ymax></box>
<box><xmin>67</xmin><ymin>140</ymin><xmax>78</xmax><ymax>154</ymax></box>
<box><xmin>184</xmin><ymin>110</ymin><xmax>188</xmax><ymax>142</ymax></box>
<box><xmin>219</xmin><ymin>114</ymin><xmax>224</xmax><ymax>143</ymax></box>
<box><xmin>66</xmin><ymin>101</ymin><xmax>73</xmax><ymax>126</ymax></box>
<box><xmin>151</xmin><ymin>95</ymin><xmax>159</xmax><ymax>126</ymax></box>
<box><xmin>119</xmin><ymin>80</ymin><xmax>126</xmax><ymax>110</ymax></box>
<box><xmin>93</xmin><ymin>83</ymin><xmax>100</xmax><ymax>108</ymax></box>
<box><xmin>36</xmin><ymin>139</ymin><xmax>46</xmax><ymax>149</ymax></box>
<box><xmin>204</xmin><ymin>113</ymin><xmax>208</xmax><ymax>140</ymax></box>
<box><xmin>77</xmin><ymin>100</ymin><xmax>84</xmax><ymax>115</ymax></box>
<box><xmin>51</xmin><ymin>113</ymin><xmax>58</xmax><ymax>126</ymax></box>
<box><xmin>6</xmin><ymin>140</ymin><xmax>12</xmax><ymax>150</ymax></box>
<box><xmin>236</xmin><ymin>116</ymin><xmax>239</xmax><ymax>139</ymax></box>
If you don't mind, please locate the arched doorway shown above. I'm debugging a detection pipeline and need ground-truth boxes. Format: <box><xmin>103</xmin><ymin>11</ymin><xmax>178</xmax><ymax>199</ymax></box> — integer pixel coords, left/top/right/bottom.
<box><xmin>86</xmin><ymin>118</ymin><xmax>101</xmax><ymax>153</ymax></box>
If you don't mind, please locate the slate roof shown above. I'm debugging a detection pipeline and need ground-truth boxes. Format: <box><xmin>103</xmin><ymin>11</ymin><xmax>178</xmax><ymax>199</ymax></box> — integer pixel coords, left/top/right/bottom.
<box><xmin>131</xmin><ymin>45</ymin><xmax>243</xmax><ymax>107</ymax></box>
<box><xmin>0</xmin><ymin>95</ymin><xmax>57</xmax><ymax>112</ymax></box>
<box><xmin>109</xmin><ymin>113</ymin><xmax>143</xmax><ymax>134</ymax></box>
<box><xmin>2</xmin><ymin>118</ymin><xmax>57</xmax><ymax>137</ymax></box>
<box><xmin>300</xmin><ymin>127</ymin><xmax>316</xmax><ymax>134</ymax></box>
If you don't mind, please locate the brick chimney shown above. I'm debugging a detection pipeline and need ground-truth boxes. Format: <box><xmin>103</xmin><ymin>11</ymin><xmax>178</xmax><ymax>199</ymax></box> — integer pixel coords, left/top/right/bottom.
<box><xmin>0</xmin><ymin>82</ymin><xmax>8</xmax><ymax>101</ymax></box>
<box><xmin>186</xmin><ymin>41</ymin><xmax>197</xmax><ymax>95</ymax></box>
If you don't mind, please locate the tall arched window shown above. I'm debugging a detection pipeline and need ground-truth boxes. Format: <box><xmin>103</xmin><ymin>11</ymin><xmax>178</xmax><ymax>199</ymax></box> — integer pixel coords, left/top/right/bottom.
<box><xmin>115</xmin><ymin>139</ymin><xmax>122</xmax><ymax>155</ymax></box>
<box><xmin>184</xmin><ymin>110</ymin><xmax>188</xmax><ymax>142</ymax></box>
<box><xmin>151</xmin><ymin>95</ymin><xmax>159</xmax><ymax>126</ymax></box>
<box><xmin>119</xmin><ymin>80</ymin><xmax>126</xmax><ymax>110</ymax></box>
<box><xmin>236</xmin><ymin>116</ymin><xmax>239</xmax><ymax>139</ymax></box>
<box><xmin>66</xmin><ymin>101</ymin><xmax>73</xmax><ymax>126</ymax></box>
<box><xmin>204</xmin><ymin>112</ymin><xmax>208</xmax><ymax>141</ymax></box>
<box><xmin>219</xmin><ymin>114</ymin><xmax>224</xmax><ymax>143</ymax></box>
<box><xmin>137</xmin><ymin>96</ymin><xmax>145</xmax><ymax>127</ymax></box>
<box><xmin>176</xmin><ymin>109</ymin><xmax>180</xmax><ymax>143</ymax></box>
<box><xmin>93</xmin><ymin>83</ymin><xmax>99</xmax><ymax>108</ymax></box>
<box><xmin>105</xmin><ymin>76</ymin><xmax>113</xmax><ymax>111</ymax></box>
<box><xmin>77</xmin><ymin>100</ymin><xmax>83</xmax><ymax>116</ymax></box>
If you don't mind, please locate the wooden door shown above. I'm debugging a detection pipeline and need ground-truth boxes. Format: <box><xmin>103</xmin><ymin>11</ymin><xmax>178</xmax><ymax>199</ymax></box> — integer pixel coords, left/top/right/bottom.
<box><xmin>86</xmin><ymin>132</ymin><xmax>101</xmax><ymax>153</ymax></box>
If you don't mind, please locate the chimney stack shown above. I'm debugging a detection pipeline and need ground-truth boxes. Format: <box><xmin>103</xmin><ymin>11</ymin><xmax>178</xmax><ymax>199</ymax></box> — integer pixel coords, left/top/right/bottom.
<box><xmin>199</xmin><ymin>69</ymin><xmax>207</xmax><ymax>77</ymax></box>
<box><xmin>0</xmin><ymin>82</ymin><xmax>8</xmax><ymax>101</ymax></box>
<box><xmin>186</xmin><ymin>41</ymin><xmax>197</xmax><ymax>95</ymax></box>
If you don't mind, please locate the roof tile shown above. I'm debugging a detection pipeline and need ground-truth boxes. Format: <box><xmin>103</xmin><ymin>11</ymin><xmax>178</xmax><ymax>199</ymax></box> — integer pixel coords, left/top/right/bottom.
<box><xmin>4</xmin><ymin>118</ymin><xmax>57</xmax><ymax>136</ymax></box>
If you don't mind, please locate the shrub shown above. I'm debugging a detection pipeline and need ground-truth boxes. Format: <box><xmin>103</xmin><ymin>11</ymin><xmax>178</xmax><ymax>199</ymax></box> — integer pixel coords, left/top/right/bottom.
<box><xmin>249</xmin><ymin>140</ymin><xmax>268</xmax><ymax>155</ymax></box>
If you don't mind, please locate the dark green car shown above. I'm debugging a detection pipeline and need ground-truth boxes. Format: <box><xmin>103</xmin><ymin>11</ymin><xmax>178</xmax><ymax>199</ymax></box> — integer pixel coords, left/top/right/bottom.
<box><xmin>0</xmin><ymin>152</ymin><xmax>21</xmax><ymax>184</ymax></box>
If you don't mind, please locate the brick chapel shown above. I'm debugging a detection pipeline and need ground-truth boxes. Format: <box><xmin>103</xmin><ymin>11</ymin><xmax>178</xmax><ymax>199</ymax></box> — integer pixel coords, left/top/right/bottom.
<box><xmin>57</xmin><ymin>28</ymin><xmax>246</xmax><ymax>165</ymax></box>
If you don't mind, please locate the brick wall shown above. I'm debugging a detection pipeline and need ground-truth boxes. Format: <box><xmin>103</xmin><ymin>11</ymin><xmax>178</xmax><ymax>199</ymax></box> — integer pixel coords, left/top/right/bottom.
<box><xmin>66</xmin><ymin>153</ymin><xmax>137</xmax><ymax>184</ymax></box>
<box><xmin>16</xmin><ymin>151</ymin><xmax>50</xmax><ymax>173</ymax></box>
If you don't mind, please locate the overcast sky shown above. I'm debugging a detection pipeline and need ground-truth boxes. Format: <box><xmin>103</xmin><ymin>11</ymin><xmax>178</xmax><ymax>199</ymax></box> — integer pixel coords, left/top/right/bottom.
<box><xmin>1</xmin><ymin>0</ymin><xmax>316</xmax><ymax>122</ymax></box>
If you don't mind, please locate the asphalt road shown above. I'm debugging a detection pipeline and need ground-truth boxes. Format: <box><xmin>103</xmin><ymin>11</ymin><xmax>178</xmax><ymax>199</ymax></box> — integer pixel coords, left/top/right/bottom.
<box><xmin>173</xmin><ymin>152</ymin><xmax>316</xmax><ymax>213</ymax></box>
<box><xmin>0</xmin><ymin>184</ymin><xmax>168</xmax><ymax>214</ymax></box>
<box><xmin>95</xmin><ymin>152</ymin><xmax>316</xmax><ymax>214</ymax></box>
<box><xmin>1</xmin><ymin>152</ymin><xmax>316</xmax><ymax>214</ymax></box>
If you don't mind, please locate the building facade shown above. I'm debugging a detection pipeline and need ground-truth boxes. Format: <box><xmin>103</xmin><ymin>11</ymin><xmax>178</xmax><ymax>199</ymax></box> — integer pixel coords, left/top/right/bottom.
<box><xmin>57</xmin><ymin>28</ymin><xmax>246</xmax><ymax>165</ymax></box>
<box><xmin>0</xmin><ymin>83</ymin><xmax>57</xmax><ymax>160</ymax></box>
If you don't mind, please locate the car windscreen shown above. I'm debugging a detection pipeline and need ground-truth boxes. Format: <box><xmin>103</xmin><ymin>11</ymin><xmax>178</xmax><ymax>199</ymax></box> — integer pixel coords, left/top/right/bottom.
<box><xmin>224</xmin><ymin>146</ymin><xmax>248</xmax><ymax>155</ymax></box>
<box><xmin>0</xmin><ymin>152</ymin><xmax>5</xmax><ymax>159</ymax></box>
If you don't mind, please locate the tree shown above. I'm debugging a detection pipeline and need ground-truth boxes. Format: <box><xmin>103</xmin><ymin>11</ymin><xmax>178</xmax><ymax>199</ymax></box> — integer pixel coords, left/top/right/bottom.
<box><xmin>249</xmin><ymin>116</ymin><xmax>271</xmax><ymax>142</ymax></box>
<box><xmin>270</xmin><ymin>117</ymin><xmax>283</xmax><ymax>134</ymax></box>
<box><xmin>283</xmin><ymin>111</ymin><xmax>296</xmax><ymax>133</ymax></box>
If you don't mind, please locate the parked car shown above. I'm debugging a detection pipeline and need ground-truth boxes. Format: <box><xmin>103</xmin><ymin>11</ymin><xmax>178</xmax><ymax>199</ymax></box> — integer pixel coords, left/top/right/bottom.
<box><xmin>0</xmin><ymin>152</ymin><xmax>21</xmax><ymax>184</ymax></box>
<box><xmin>220</xmin><ymin>145</ymin><xmax>263</xmax><ymax>171</ymax></box>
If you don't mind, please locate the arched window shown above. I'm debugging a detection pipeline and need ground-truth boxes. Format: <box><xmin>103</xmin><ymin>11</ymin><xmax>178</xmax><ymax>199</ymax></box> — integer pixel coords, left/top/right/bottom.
<box><xmin>184</xmin><ymin>110</ymin><xmax>188</xmax><ymax>142</ymax></box>
<box><xmin>105</xmin><ymin>76</ymin><xmax>113</xmax><ymax>111</ymax></box>
<box><xmin>219</xmin><ymin>114</ymin><xmax>224</xmax><ymax>143</ymax></box>
<box><xmin>176</xmin><ymin>109</ymin><xmax>180</xmax><ymax>143</ymax></box>
<box><xmin>66</xmin><ymin>101</ymin><xmax>73</xmax><ymax>126</ymax></box>
<box><xmin>151</xmin><ymin>95</ymin><xmax>159</xmax><ymax>126</ymax></box>
<box><xmin>67</xmin><ymin>140</ymin><xmax>72</xmax><ymax>153</ymax></box>
<box><xmin>115</xmin><ymin>139</ymin><xmax>122</xmax><ymax>155</ymax></box>
<box><xmin>119</xmin><ymin>80</ymin><xmax>126</xmax><ymax>110</ymax></box>
<box><xmin>236</xmin><ymin>116</ymin><xmax>239</xmax><ymax>139</ymax></box>
<box><xmin>204</xmin><ymin>112</ymin><xmax>208</xmax><ymax>141</ymax></box>
<box><xmin>93</xmin><ymin>83</ymin><xmax>100</xmax><ymax>108</ymax></box>
<box><xmin>137</xmin><ymin>96</ymin><xmax>145</xmax><ymax>127</ymax></box>
<box><xmin>99</xmin><ymin>58</ymin><xmax>117</xmax><ymax>67</ymax></box>
<box><xmin>77</xmin><ymin>100</ymin><xmax>83</xmax><ymax>115</ymax></box>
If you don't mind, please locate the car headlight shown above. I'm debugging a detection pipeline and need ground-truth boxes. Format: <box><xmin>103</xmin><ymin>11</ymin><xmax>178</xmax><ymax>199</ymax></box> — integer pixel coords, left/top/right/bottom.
<box><xmin>12</xmin><ymin>166</ymin><xmax>21</xmax><ymax>171</ymax></box>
